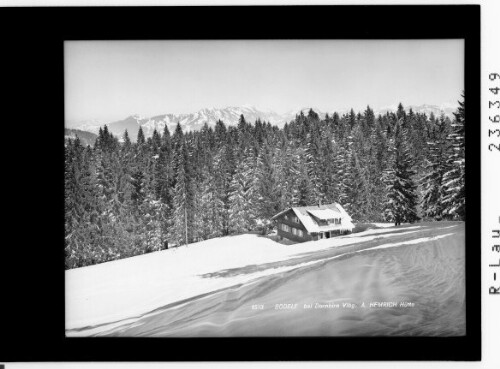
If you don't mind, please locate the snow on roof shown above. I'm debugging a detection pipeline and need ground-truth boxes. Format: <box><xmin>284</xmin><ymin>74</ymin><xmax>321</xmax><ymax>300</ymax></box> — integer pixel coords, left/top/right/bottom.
<box><xmin>306</xmin><ymin>208</ymin><xmax>340</xmax><ymax>220</ymax></box>
<box><xmin>333</xmin><ymin>203</ymin><xmax>352</xmax><ymax>222</ymax></box>
<box><xmin>271</xmin><ymin>208</ymin><xmax>292</xmax><ymax>220</ymax></box>
<box><xmin>272</xmin><ymin>203</ymin><xmax>354</xmax><ymax>233</ymax></box>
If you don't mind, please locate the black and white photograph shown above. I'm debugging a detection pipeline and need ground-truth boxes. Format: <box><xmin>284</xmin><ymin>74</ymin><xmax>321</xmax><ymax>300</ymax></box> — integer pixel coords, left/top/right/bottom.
<box><xmin>63</xmin><ymin>39</ymin><xmax>468</xmax><ymax>338</ymax></box>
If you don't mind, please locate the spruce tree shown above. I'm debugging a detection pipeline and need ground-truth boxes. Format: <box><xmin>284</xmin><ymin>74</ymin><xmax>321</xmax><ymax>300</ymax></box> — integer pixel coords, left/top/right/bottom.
<box><xmin>137</xmin><ymin>126</ymin><xmax>146</xmax><ymax>146</ymax></box>
<box><xmin>336</xmin><ymin>135</ymin><xmax>353</xmax><ymax>208</ymax></box>
<box><xmin>228</xmin><ymin>149</ymin><xmax>256</xmax><ymax>233</ymax></box>
<box><xmin>171</xmin><ymin>138</ymin><xmax>189</xmax><ymax>245</ymax></box>
<box><xmin>442</xmin><ymin>92</ymin><xmax>466</xmax><ymax>220</ymax></box>
<box><xmin>255</xmin><ymin>141</ymin><xmax>279</xmax><ymax>231</ymax></box>
<box><xmin>420</xmin><ymin>114</ymin><xmax>451</xmax><ymax>219</ymax></box>
<box><xmin>305</xmin><ymin>126</ymin><xmax>324</xmax><ymax>203</ymax></box>
<box><xmin>202</xmin><ymin>149</ymin><xmax>227</xmax><ymax>238</ymax></box>
<box><xmin>151</xmin><ymin>129</ymin><xmax>162</xmax><ymax>154</ymax></box>
<box><xmin>123</xmin><ymin>129</ymin><xmax>132</xmax><ymax>149</ymax></box>
<box><xmin>383</xmin><ymin>119</ymin><xmax>419</xmax><ymax>225</ymax></box>
<box><xmin>396</xmin><ymin>103</ymin><xmax>406</xmax><ymax>122</ymax></box>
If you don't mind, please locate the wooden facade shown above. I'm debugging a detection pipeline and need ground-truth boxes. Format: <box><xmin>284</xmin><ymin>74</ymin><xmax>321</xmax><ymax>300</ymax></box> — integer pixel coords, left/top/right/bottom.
<box><xmin>272</xmin><ymin>203</ymin><xmax>354</xmax><ymax>243</ymax></box>
<box><xmin>275</xmin><ymin>209</ymin><xmax>313</xmax><ymax>242</ymax></box>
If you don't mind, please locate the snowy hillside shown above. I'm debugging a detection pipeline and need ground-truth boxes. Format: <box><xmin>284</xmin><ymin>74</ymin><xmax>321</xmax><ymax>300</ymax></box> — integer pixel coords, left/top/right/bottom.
<box><xmin>66</xmin><ymin>221</ymin><xmax>464</xmax><ymax>336</ymax></box>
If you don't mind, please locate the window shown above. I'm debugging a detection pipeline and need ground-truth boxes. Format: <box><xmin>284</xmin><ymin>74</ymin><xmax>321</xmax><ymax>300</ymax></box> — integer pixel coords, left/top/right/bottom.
<box><xmin>292</xmin><ymin>227</ymin><xmax>297</xmax><ymax>235</ymax></box>
<box><xmin>281</xmin><ymin>224</ymin><xmax>290</xmax><ymax>232</ymax></box>
<box><xmin>292</xmin><ymin>216</ymin><xmax>299</xmax><ymax>223</ymax></box>
<box><xmin>297</xmin><ymin>229</ymin><xmax>303</xmax><ymax>237</ymax></box>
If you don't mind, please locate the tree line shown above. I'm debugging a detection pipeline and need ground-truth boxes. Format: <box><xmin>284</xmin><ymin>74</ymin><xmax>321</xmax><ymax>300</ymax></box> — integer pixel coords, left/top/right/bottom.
<box><xmin>65</xmin><ymin>94</ymin><xmax>465</xmax><ymax>269</ymax></box>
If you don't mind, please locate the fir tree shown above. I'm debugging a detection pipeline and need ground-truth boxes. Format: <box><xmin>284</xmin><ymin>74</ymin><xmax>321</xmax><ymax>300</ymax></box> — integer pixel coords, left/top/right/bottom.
<box><xmin>151</xmin><ymin>129</ymin><xmax>162</xmax><ymax>154</ymax></box>
<box><xmin>442</xmin><ymin>92</ymin><xmax>466</xmax><ymax>220</ymax></box>
<box><xmin>137</xmin><ymin>126</ymin><xmax>146</xmax><ymax>146</ymax></box>
<box><xmin>383</xmin><ymin>119</ymin><xmax>419</xmax><ymax>225</ymax></box>
<box><xmin>201</xmin><ymin>150</ymin><xmax>227</xmax><ymax>238</ymax></box>
<box><xmin>255</xmin><ymin>142</ymin><xmax>279</xmax><ymax>231</ymax></box>
<box><xmin>123</xmin><ymin>129</ymin><xmax>132</xmax><ymax>149</ymax></box>
<box><xmin>420</xmin><ymin>114</ymin><xmax>451</xmax><ymax>219</ymax></box>
<box><xmin>396</xmin><ymin>103</ymin><xmax>406</xmax><ymax>122</ymax></box>
<box><xmin>305</xmin><ymin>127</ymin><xmax>324</xmax><ymax>203</ymax></box>
<box><xmin>228</xmin><ymin>149</ymin><xmax>256</xmax><ymax>233</ymax></box>
<box><xmin>171</xmin><ymin>138</ymin><xmax>189</xmax><ymax>245</ymax></box>
<box><xmin>336</xmin><ymin>136</ymin><xmax>353</xmax><ymax>208</ymax></box>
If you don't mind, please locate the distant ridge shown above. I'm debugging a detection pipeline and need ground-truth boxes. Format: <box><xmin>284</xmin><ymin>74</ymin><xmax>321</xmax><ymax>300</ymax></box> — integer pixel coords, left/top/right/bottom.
<box><xmin>65</xmin><ymin>128</ymin><xmax>98</xmax><ymax>147</ymax></box>
<box><xmin>70</xmin><ymin>103</ymin><xmax>458</xmax><ymax>141</ymax></box>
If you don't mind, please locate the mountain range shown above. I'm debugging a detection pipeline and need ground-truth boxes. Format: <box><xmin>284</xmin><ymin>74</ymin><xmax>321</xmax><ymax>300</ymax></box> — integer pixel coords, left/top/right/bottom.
<box><xmin>68</xmin><ymin>103</ymin><xmax>458</xmax><ymax>142</ymax></box>
<box><xmin>65</xmin><ymin>128</ymin><xmax>98</xmax><ymax>147</ymax></box>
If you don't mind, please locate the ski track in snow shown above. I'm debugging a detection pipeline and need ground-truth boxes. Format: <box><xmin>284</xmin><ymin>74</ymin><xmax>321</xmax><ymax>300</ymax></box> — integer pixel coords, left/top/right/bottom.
<box><xmin>66</xmin><ymin>222</ymin><xmax>463</xmax><ymax>335</ymax></box>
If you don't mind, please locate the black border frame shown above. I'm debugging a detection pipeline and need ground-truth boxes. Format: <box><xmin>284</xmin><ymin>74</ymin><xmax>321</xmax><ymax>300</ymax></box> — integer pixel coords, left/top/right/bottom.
<box><xmin>2</xmin><ymin>5</ymin><xmax>480</xmax><ymax>362</ymax></box>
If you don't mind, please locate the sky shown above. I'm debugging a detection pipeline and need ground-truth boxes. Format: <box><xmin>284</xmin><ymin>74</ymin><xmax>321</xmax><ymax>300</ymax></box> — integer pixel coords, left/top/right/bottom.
<box><xmin>65</xmin><ymin>40</ymin><xmax>464</xmax><ymax>125</ymax></box>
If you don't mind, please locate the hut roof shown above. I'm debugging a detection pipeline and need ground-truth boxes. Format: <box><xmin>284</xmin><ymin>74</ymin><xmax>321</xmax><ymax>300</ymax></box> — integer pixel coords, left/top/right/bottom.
<box><xmin>272</xmin><ymin>203</ymin><xmax>354</xmax><ymax>233</ymax></box>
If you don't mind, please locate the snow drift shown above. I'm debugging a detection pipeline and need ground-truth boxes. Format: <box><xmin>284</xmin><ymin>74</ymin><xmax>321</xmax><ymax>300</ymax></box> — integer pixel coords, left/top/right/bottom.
<box><xmin>66</xmin><ymin>222</ymin><xmax>464</xmax><ymax>336</ymax></box>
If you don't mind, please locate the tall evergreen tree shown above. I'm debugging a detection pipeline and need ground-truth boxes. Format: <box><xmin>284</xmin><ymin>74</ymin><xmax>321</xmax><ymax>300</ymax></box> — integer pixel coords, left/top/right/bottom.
<box><xmin>171</xmin><ymin>138</ymin><xmax>189</xmax><ymax>245</ymax></box>
<box><xmin>442</xmin><ymin>92</ymin><xmax>466</xmax><ymax>220</ymax></box>
<box><xmin>255</xmin><ymin>142</ymin><xmax>279</xmax><ymax>231</ymax></box>
<box><xmin>420</xmin><ymin>114</ymin><xmax>451</xmax><ymax>219</ymax></box>
<box><xmin>382</xmin><ymin>119</ymin><xmax>419</xmax><ymax>225</ymax></box>
<box><xmin>137</xmin><ymin>126</ymin><xmax>146</xmax><ymax>146</ymax></box>
<box><xmin>123</xmin><ymin>129</ymin><xmax>132</xmax><ymax>149</ymax></box>
<box><xmin>228</xmin><ymin>149</ymin><xmax>257</xmax><ymax>233</ymax></box>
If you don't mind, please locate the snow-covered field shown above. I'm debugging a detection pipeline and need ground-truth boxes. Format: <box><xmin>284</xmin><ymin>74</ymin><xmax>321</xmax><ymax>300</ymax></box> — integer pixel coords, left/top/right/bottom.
<box><xmin>66</xmin><ymin>221</ymin><xmax>464</xmax><ymax>337</ymax></box>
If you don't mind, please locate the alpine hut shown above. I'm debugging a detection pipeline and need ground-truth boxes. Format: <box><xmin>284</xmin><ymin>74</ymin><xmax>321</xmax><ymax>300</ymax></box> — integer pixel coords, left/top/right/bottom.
<box><xmin>271</xmin><ymin>203</ymin><xmax>354</xmax><ymax>242</ymax></box>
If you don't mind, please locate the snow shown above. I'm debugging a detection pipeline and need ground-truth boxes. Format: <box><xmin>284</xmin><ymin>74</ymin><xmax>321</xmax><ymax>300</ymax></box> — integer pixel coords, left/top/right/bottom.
<box><xmin>75</xmin><ymin>232</ymin><xmax>459</xmax><ymax>337</ymax></box>
<box><xmin>66</xmin><ymin>222</ymin><xmax>461</xmax><ymax>335</ymax></box>
<box><xmin>361</xmin><ymin>233</ymin><xmax>454</xmax><ymax>251</ymax></box>
<box><xmin>292</xmin><ymin>203</ymin><xmax>354</xmax><ymax>233</ymax></box>
<box><xmin>306</xmin><ymin>208</ymin><xmax>340</xmax><ymax>220</ymax></box>
<box><xmin>67</xmin><ymin>234</ymin><xmax>304</xmax><ymax>330</ymax></box>
<box><xmin>344</xmin><ymin>226</ymin><xmax>423</xmax><ymax>239</ymax></box>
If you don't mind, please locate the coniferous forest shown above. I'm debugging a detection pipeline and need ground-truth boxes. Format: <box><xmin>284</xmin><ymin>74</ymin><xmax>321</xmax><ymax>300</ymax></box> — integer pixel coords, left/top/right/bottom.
<box><xmin>64</xmin><ymin>95</ymin><xmax>466</xmax><ymax>269</ymax></box>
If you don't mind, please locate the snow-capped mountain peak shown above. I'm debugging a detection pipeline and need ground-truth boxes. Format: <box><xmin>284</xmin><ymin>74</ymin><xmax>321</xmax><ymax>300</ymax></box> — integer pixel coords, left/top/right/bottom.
<box><xmin>80</xmin><ymin>106</ymin><xmax>288</xmax><ymax>141</ymax></box>
<box><xmin>72</xmin><ymin>103</ymin><xmax>458</xmax><ymax>141</ymax></box>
